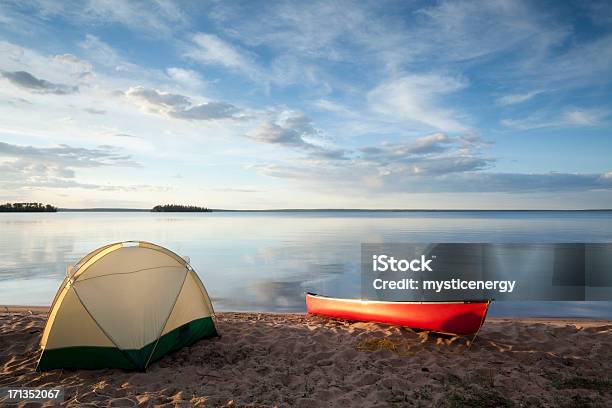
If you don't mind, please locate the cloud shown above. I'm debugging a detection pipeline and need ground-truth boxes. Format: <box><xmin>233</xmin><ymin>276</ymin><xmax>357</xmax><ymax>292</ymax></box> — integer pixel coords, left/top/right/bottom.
<box><xmin>563</xmin><ymin>109</ymin><xmax>607</xmax><ymax>126</ymax></box>
<box><xmin>254</xmin><ymin>162</ymin><xmax>612</xmax><ymax>194</ymax></box>
<box><xmin>497</xmin><ymin>90</ymin><xmax>542</xmax><ymax>106</ymax></box>
<box><xmin>52</xmin><ymin>54</ymin><xmax>93</xmax><ymax>78</ymax></box>
<box><xmin>0</xmin><ymin>141</ymin><xmax>147</xmax><ymax>192</ymax></box>
<box><xmin>533</xmin><ymin>34</ymin><xmax>612</xmax><ymax>87</ymax></box>
<box><xmin>185</xmin><ymin>33</ymin><xmax>262</xmax><ymax>80</ymax></box>
<box><xmin>355</xmin><ymin>133</ymin><xmax>492</xmax><ymax>177</ymax></box>
<box><xmin>413</xmin><ymin>0</ymin><xmax>568</xmax><ymax>63</ymax></box>
<box><xmin>166</xmin><ymin>67</ymin><xmax>204</xmax><ymax>88</ymax></box>
<box><xmin>585</xmin><ymin>0</ymin><xmax>612</xmax><ymax>27</ymax></box>
<box><xmin>83</xmin><ymin>107</ymin><xmax>106</xmax><ymax>115</ymax></box>
<box><xmin>250</xmin><ymin>130</ymin><xmax>495</xmax><ymax>195</ymax></box>
<box><xmin>0</xmin><ymin>142</ymin><xmax>138</xmax><ymax>168</ymax></box>
<box><xmin>79</xmin><ymin>34</ymin><xmax>136</xmax><ymax>72</ymax></box>
<box><xmin>125</xmin><ymin>86</ymin><xmax>242</xmax><ymax>120</ymax></box>
<box><xmin>1</xmin><ymin>70</ymin><xmax>78</xmax><ymax>94</ymax></box>
<box><xmin>125</xmin><ymin>86</ymin><xmax>190</xmax><ymax>112</ymax></box>
<box><xmin>502</xmin><ymin>108</ymin><xmax>609</xmax><ymax>129</ymax></box>
<box><xmin>313</xmin><ymin>99</ymin><xmax>354</xmax><ymax>116</ymax></box>
<box><xmin>248</xmin><ymin>115</ymin><xmax>315</xmax><ymax>147</ymax></box>
<box><xmin>360</xmin><ymin>133</ymin><xmax>453</xmax><ymax>159</ymax></box>
<box><xmin>249</xmin><ymin>130</ymin><xmax>611</xmax><ymax>194</ymax></box>
<box><xmin>0</xmin><ymin>163</ymin><xmax>170</xmax><ymax>192</ymax></box>
<box><xmin>429</xmin><ymin>172</ymin><xmax>612</xmax><ymax>193</ymax></box>
<box><xmin>247</xmin><ymin>113</ymin><xmax>348</xmax><ymax>159</ymax></box>
<box><xmin>171</xmin><ymin>102</ymin><xmax>240</xmax><ymax>120</ymax></box>
<box><xmin>368</xmin><ymin>74</ymin><xmax>469</xmax><ymax>132</ymax></box>
<box><xmin>212</xmin><ymin>187</ymin><xmax>261</xmax><ymax>193</ymax></box>
<box><xmin>12</xmin><ymin>0</ymin><xmax>188</xmax><ymax>35</ymax></box>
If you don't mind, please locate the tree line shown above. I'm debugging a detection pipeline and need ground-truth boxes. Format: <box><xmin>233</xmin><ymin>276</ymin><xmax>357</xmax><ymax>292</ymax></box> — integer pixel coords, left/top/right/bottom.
<box><xmin>0</xmin><ymin>202</ymin><xmax>58</xmax><ymax>212</ymax></box>
<box><xmin>151</xmin><ymin>204</ymin><xmax>211</xmax><ymax>212</ymax></box>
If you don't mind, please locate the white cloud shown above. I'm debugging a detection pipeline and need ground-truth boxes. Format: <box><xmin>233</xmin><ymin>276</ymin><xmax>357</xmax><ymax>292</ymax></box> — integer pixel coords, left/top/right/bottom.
<box><xmin>125</xmin><ymin>86</ymin><xmax>242</xmax><ymax>120</ymax></box>
<box><xmin>0</xmin><ymin>141</ymin><xmax>146</xmax><ymax>192</ymax></box>
<box><xmin>313</xmin><ymin>99</ymin><xmax>355</xmax><ymax>117</ymax></box>
<box><xmin>166</xmin><ymin>67</ymin><xmax>204</xmax><ymax>88</ymax></box>
<box><xmin>79</xmin><ymin>34</ymin><xmax>136</xmax><ymax>72</ymax></box>
<box><xmin>21</xmin><ymin>0</ymin><xmax>188</xmax><ymax>35</ymax></box>
<box><xmin>368</xmin><ymin>74</ymin><xmax>469</xmax><ymax>132</ymax></box>
<box><xmin>497</xmin><ymin>90</ymin><xmax>542</xmax><ymax>106</ymax></box>
<box><xmin>52</xmin><ymin>54</ymin><xmax>93</xmax><ymax>78</ymax></box>
<box><xmin>252</xmin><ymin>161</ymin><xmax>612</xmax><ymax>194</ymax></box>
<box><xmin>563</xmin><ymin>109</ymin><xmax>607</xmax><ymax>126</ymax></box>
<box><xmin>185</xmin><ymin>33</ymin><xmax>262</xmax><ymax>80</ymax></box>
<box><xmin>414</xmin><ymin>0</ymin><xmax>568</xmax><ymax>62</ymax></box>
<box><xmin>502</xmin><ymin>108</ymin><xmax>609</xmax><ymax>129</ymax></box>
<box><xmin>0</xmin><ymin>40</ymin><xmax>89</xmax><ymax>86</ymax></box>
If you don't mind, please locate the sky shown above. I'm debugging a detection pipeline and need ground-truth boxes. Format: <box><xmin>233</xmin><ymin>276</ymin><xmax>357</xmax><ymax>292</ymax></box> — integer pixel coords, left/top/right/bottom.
<box><xmin>0</xmin><ymin>0</ymin><xmax>611</xmax><ymax>209</ymax></box>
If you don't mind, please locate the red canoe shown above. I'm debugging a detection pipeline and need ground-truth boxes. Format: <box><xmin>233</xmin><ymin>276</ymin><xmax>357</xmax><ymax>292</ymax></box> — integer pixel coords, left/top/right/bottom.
<box><xmin>306</xmin><ymin>293</ymin><xmax>490</xmax><ymax>335</ymax></box>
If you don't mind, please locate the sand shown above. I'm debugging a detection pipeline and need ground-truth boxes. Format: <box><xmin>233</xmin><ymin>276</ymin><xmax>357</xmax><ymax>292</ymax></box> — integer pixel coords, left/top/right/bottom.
<box><xmin>0</xmin><ymin>308</ymin><xmax>611</xmax><ymax>407</ymax></box>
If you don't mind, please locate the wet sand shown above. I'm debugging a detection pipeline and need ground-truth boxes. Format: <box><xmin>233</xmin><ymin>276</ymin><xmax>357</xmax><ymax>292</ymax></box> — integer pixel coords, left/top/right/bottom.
<box><xmin>1</xmin><ymin>308</ymin><xmax>611</xmax><ymax>407</ymax></box>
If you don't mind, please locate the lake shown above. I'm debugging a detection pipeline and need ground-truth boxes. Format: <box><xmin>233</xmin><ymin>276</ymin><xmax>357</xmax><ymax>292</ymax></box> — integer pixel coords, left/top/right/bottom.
<box><xmin>1</xmin><ymin>211</ymin><xmax>611</xmax><ymax>317</ymax></box>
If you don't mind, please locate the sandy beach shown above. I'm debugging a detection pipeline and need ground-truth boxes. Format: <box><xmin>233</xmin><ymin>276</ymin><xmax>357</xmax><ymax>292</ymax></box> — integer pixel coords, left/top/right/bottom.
<box><xmin>1</xmin><ymin>308</ymin><xmax>611</xmax><ymax>407</ymax></box>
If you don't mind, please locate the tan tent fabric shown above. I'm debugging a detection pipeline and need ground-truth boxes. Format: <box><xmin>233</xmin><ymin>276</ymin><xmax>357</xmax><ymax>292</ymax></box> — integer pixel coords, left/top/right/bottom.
<box><xmin>37</xmin><ymin>241</ymin><xmax>218</xmax><ymax>371</ymax></box>
<box><xmin>162</xmin><ymin>270</ymin><xmax>210</xmax><ymax>335</ymax></box>
<box><xmin>75</xmin><ymin>246</ymin><xmax>180</xmax><ymax>280</ymax></box>
<box><xmin>43</xmin><ymin>288</ymin><xmax>114</xmax><ymax>349</ymax></box>
<box><xmin>73</xmin><ymin>265</ymin><xmax>187</xmax><ymax>349</ymax></box>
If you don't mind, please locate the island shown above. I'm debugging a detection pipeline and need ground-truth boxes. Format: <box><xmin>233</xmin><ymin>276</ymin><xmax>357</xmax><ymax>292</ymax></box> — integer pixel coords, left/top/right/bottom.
<box><xmin>151</xmin><ymin>204</ymin><xmax>212</xmax><ymax>212</ymax></box>
<box><xmin>0</xmin><ymin>202</ymin><xmax>58</xmax><ymax>212</ymax></box>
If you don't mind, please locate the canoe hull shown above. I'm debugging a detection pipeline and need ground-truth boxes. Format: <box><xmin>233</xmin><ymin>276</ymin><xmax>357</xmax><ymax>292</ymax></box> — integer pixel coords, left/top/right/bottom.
<box><xmin>306</xmin><ymin>293</ymin><xmax>490</xmax><ymax>335</ymax></box>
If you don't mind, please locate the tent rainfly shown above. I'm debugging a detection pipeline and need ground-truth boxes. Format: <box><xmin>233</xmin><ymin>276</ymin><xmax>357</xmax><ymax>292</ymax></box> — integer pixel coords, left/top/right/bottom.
<box><xmin>37</xmin><ymin>241</ymin><xmax>217</xmax><ymax>371</ymax></box>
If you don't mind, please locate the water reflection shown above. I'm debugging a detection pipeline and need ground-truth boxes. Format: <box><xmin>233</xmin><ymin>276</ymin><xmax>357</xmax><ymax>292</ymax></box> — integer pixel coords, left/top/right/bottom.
<box><xmin>0</xmin><ymin>211</ymin><xmax>611</xmax><ymax>317</ymax></box>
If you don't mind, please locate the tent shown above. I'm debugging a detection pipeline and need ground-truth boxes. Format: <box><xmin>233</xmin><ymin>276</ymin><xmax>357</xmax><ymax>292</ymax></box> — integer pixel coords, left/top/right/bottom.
<box><xmin>37</xmin><ymin>241</ymin><xmax>217</xmax><ymax>371</ymax></box>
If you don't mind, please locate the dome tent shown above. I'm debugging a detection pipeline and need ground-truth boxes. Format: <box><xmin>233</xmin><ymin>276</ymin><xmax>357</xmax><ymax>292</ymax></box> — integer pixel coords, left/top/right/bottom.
<box><xmin>37</xmin><ymin>241</ymin><xmax>217</xmax><ymax>371</ymax></box>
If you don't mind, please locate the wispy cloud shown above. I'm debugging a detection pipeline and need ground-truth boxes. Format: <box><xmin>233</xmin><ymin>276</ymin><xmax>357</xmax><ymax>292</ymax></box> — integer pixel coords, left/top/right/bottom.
<box><xmin>497</xmin><ymin>90</ymin><xmax>543</xmax><ymax>106</ymax></box>
<box><xmin>502</xmin><ymin>108</ymin><xmax>609</xmax><ymax>129</ymax></box>
<box><xmin>0</xmin><ymin>141</ymin><xmax>138</xmax><ymax>168</ymax></box>
<box><xmin>165</xmin><ymin>67</ymin><xmax>204</xmax><ymax>89</ymax></box>
<box><xmin>562</xmin><ymin>109</ymin><xmax>608</xmax><ymax>126</ymax></box>
<box><xmin>1</xmin><ymin>70</ymin><xmax>78</xmax><ymax>94</ymax></box>
<box><xmin>360</xmin><ymin>133</ymin><xmax>454</xmax><ymax>159</ymax></box>
<box><xmin>78</xmin><ymin>34</ymin><xmax>137</xmax><ymax>72</ymax></box>
<box><xmin>247</xmin><ymin>112</ymin><xmax>348</xmax><ymax>160</ymax></box>
<box><xmin>83</xmin><ymin>107</ymin><xmax>106</xmax><ymax>115</ymax></box>
<box><xmin>368</xmin><ymin>74</ymin><xmax>469</xmax><ymax>132</ymax></box>
<box><xmin>52</xmin><ymin>54</ymin><xmax>93</xmax><ymax>78</ymax></box>
<box><xmin>0</xmin><ymin>141</ymin><xmax>151</xmax><ymax>192</ymax></box>
<box><xmin>125</xmin><ymin>86</ymin><xmax>243</xmax><ymax>120</ymax></box>
<box><xmin>185</xmin><ymin>33</ymin><xmax>263</xmax><ymax>80</ymax></box>
<box><xmin>15</xmin><ymin>0</ymin><xmax>188</xmax><ymax>35</ymax></box>
<box><xmin>253</xmin><ymin>163</ymin><xmax>612</xmax><ymax>194</ymax></box>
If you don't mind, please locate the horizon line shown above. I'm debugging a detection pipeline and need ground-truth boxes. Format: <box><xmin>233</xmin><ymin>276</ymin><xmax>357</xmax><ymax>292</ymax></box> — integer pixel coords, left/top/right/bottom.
<box><xmin>53</xmin><ymin>208</ymin><xmax>612</xmax><ymax>212</ymax></box>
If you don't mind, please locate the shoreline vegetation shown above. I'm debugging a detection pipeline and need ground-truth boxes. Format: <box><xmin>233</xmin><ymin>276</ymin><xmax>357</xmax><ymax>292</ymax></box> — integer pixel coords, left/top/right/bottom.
<box><xmin>28</xmin><ymin>208</ymin><xmax>612</xmax><ymax>213</ymax></box>
<box><xmin>2</xmin><ymin>202</ymin><xmax>611</xmax><ymax>213</ymax></box>
<box><xmin>151</xmin><ymin>204</ymin><xmax>212</xmax><ymax>212</ymax></box>
<box><xmin>0</xmin><ymin>202</ymin><xmax>57</xmax><ymax>212</ymax></box>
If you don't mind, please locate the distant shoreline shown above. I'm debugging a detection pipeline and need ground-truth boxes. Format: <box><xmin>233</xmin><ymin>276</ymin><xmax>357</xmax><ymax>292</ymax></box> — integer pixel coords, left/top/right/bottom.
<box><xmin>52</xmin><ymin>208</ymin><xmax>612</xmax><ymax>212</ymax></box>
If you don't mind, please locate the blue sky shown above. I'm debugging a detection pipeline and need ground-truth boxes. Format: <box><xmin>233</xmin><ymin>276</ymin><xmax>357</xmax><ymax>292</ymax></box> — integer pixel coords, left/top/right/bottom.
<box><xmin>0</xmin><ymin>0</ymin><xmax>611</xmax><ymax>209</ymax></box>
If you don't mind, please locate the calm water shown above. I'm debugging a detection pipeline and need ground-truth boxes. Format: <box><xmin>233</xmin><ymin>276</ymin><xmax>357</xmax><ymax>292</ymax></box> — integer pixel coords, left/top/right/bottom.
<box><xmin>1</xmin><ymin>211</ymin><xmax>611</xmax><ymax>317</ymax></box>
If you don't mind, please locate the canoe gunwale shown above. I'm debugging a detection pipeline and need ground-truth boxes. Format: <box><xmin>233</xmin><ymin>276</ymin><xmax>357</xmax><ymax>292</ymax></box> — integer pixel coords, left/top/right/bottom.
<box><xmin>306</xmin><ymin>292</ymin><xmax>492</xmax><ymax>305</ymax></box>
